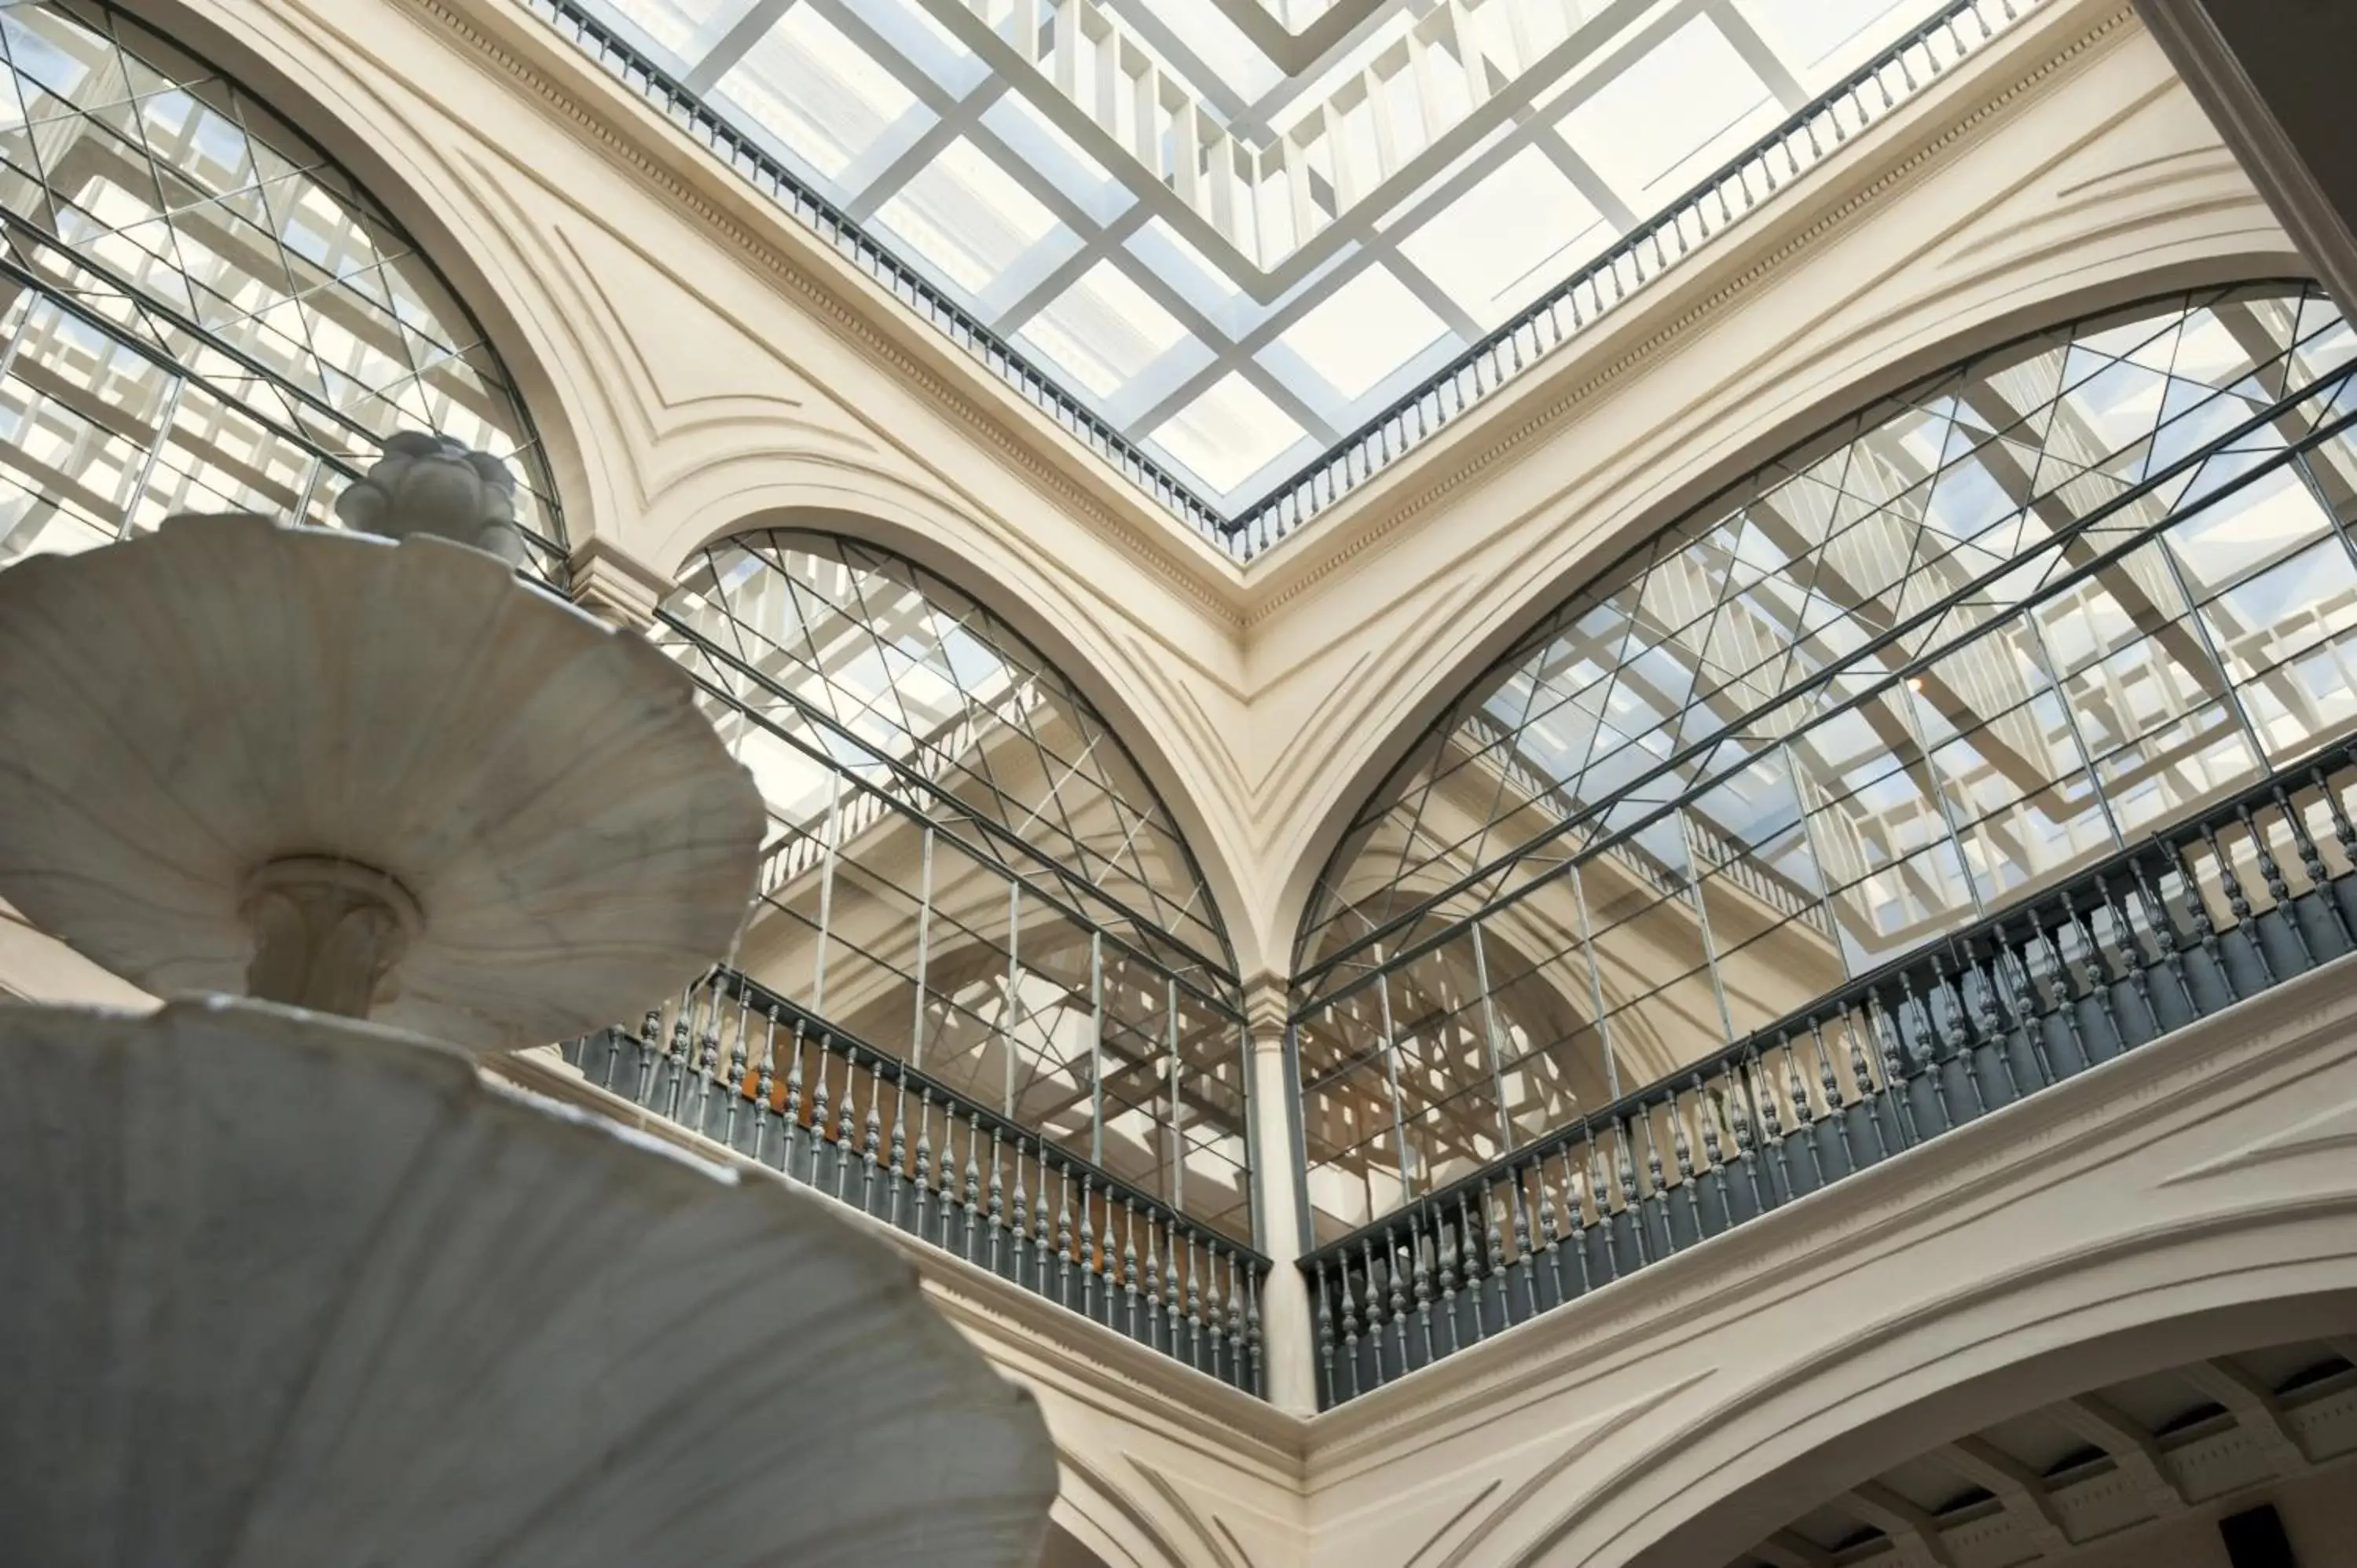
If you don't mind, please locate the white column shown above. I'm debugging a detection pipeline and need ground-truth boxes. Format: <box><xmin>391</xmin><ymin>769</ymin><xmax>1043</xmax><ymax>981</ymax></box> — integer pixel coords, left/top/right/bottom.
<box><xmin>1246</xmin><ymin>975</ymin><xmax>1318</xmax><ymax>1416</ymax></box>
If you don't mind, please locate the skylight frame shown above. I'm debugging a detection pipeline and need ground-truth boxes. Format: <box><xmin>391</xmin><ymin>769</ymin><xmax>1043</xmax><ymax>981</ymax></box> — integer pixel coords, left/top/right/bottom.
<box><xmin>518</xmin><ymin>0</ymin><xmax>2041</xmax><ymax>559</ymax></box>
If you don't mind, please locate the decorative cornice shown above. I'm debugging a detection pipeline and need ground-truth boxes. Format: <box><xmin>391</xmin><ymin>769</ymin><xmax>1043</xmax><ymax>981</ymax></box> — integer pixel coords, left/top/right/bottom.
<box><xmin>1240</xmin><ymin>2</ymin><xmax>2143</xmax><ymax>625</ymax></box>
<box><xmin>401</xmin><ymin>0</ymin><xmax>1248</xmax><ymax>632</ymax></box>
<box><xmin>1243</xmin><ymin>972</ymin><xmax>1290</xmax><ymax>1043</ymax></box>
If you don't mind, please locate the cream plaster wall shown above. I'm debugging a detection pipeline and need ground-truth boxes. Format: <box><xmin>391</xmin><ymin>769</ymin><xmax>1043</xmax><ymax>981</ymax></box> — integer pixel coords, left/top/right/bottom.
<box><xmin>1244</xmin><ymin>1</ymin><xmax>2304</xmax><ymax>958</ymax></box>
<box><xmin>14</xmin><ymin>4</ymin><xmax>2347</xmax><ymax>1561</ymax></box>
<box><xmin>134</xmin><ymin>0</ymin><xmax>2298</xmax><ymax>980</ymax></box>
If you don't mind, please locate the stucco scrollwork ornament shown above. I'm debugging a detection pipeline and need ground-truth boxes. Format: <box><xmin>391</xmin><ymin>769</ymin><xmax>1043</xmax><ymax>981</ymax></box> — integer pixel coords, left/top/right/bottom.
<box><xmin>334</xmin><ymin>430</ymin><xmax>527</xmax><ymax>566</ymax></box>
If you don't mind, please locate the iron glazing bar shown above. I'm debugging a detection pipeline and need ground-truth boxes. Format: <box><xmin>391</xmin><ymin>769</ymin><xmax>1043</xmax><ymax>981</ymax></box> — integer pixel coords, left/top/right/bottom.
<box><xmin>911</xmin><ymin>822</ymin><xmax>934</xmax><ymax>1068</ymax></box>
<box><xmin>656</xmin><ymin>607</ymin><xmax>1242</xmax><ymax>1002</ymax></box>
<box><xmin>1296</xmin><ymin>359</ymin><xmax>2357</xmax><ymax>1009</ymax></box>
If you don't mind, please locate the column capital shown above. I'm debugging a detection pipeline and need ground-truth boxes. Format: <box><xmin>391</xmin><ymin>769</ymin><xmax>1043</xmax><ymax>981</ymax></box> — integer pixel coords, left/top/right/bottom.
<box><xmin>565</xmin><ymin>537</ymin><xmax>671</xmax><ymax>630</ymax></box>
<box><xmin>1242</xmin><ymin>971</ymin><xmax>1288</xmax><ymax>1048</ymax></box>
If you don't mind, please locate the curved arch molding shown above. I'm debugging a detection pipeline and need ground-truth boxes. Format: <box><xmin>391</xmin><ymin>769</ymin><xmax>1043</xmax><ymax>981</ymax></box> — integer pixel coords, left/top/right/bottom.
<box><xmin>1289</xmin><ymin>953</ymin><xmax>2357</xmax><ymax>1568</ymax></box>
<box><xmin>143</xmin><ymin>0</ymin><xmax>2295</xmax><ymax>976</ymax></box>
<box><xmin>1251</xmin><ymin>2</ymin><xmax>2304</xmax><ymax>962</ymax></box>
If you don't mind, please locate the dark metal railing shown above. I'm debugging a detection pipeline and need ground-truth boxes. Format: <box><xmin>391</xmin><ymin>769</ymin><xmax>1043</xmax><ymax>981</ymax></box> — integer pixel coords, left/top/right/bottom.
<box><xmin>511</xmin><ymin>0</ymin><xmax>2033</xmax><ymax>560</ymax></box>
<box><xmin>511</xmin><ymin>0</ymin><xmax>1226</xmax><ymax>544</ymax></box>
<box><xmin>1220</xmin><ymin>0</ymin><xmax>2036</xmax><ymax>556</ymax></box>
<box><xmin>561</xmin><ymin>965</ymin><xmax>1270</xmax><ymax>1396</ymax></box>
<box><xmin>1300</xmin><ymin>738</ymin><xmax>2357</xmax><ymax>1407</ymax></box>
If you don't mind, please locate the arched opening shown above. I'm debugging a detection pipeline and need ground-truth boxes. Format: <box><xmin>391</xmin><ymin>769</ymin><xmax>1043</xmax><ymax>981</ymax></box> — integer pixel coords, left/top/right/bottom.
<box><xmin>1637</xmin><ymin>1307</ymin><xmax>2357</xmax><ymax>1568</ymax></box>
<box><xmin>1289</xmin><ymin>280</ymin><xmax>2357</xmax><ymax>1246</ymax></box>
<box><xmin>1717</xmin><ymin>1330</ymin><xmax>2357</xmax><ymax>1568</ymax></box>
<box><xmin>646</xmin><ymin>526</ymin><xmax>1255</xmax><ymax>1247</ymax></box>
<box><xmin>0</xmin><ymin>0</ymin><xmax>563</xmax><ymax>570</ymax></box>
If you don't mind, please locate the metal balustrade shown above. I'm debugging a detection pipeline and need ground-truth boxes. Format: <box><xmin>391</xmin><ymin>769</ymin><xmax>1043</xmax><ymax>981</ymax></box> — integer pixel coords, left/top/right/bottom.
<box><xmin>562</xmin><ymin>965</ymin><xmax>1270</xmax><ymax>1396</ymax></box>
<box><xmin>1299</xmin><ymin>738</ymin><xmax>2357</xmax><ymax>1409</ymax></box>
<box><xmin>1224</xmin><ymin>0</ymin><xmax>2037</xmax><ymax>557</ymax></box>
<box><xmin>512</xmin><ymin>0</ymin><xmax>2035</xmax><ymax>560</ymax></box>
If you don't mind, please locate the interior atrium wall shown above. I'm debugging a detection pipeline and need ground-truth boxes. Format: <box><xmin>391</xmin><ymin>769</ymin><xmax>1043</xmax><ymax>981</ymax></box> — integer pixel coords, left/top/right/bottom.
<box><xmin>1292</xmin><ymin>280</ymin><xmax>2357</xmax><ymax>1237</ymax></box>
<box><xmin>112</xmin><ymin>0</ymin><xmax>2304</xmax><ymax>993</ymax></box>
<box><xmin>662</xmin><ymin>526</ymin><xmax>1255</xmax><ymax>1238</ymax></box>
<box><xmin>1242</xmin><ymin>0</ymin><xmax>2301</xmax><ymax>968</ymax></box>
<box><xmin>0</xmin><ymin>1</ymin><xmax>2350</xmax><ymax>1559</ymax></box>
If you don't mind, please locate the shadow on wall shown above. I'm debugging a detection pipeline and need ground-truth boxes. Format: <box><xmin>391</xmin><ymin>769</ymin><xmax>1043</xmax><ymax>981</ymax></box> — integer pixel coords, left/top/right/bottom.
<box><xmin>1626</xmin><ymin>1292</ymin><xmax>2357</xmax><ymax>1568</ymax></box>
<box><xmin>1040</xmin><ymin>1522</ymin><xmax>1115</xmax><ymax>1568</ymax></box>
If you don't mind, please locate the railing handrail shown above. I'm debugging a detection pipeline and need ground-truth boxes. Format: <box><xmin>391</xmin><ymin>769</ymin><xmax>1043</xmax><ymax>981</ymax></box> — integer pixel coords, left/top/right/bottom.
<box><xmin>512</xmin><ymin>0</ymin><xmax>2031</xmax><ymax>560</ymax></box>
<box><xmin>1299</xmin><ymin>725</ymin><xmax>2357</xmax><ymax>1269</ymax></box>
<box><xmin>684</xmin><ymin>962</ymin><xmax>1273</xmax><ymax>1269</ymax></box>
<box><xmin>576</xmin><ymin>965</ymin><xmax>1270</xmax><ymax>1394</ymax></box>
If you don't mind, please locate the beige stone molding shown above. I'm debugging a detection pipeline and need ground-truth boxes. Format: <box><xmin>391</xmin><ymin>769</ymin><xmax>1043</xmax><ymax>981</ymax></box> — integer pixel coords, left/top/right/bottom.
<box><xmin>1244</xmin><ymin>973</ymin><xmax>1292</xmax><ymax>1045</ymax></box>
<box><xmin>563</xmin><ymin>536</ymin><xmax>673</xmax><ymax>628</ymax></box>
<box><xmin>478</xmin><ymin>944</ymin><xmax>2357</xmax><ymax>1568</ymax></box>
<box><xmin>131</xmin><ymin>0</ymin><xmax>2296</xmax><ymax>973</ymax></box>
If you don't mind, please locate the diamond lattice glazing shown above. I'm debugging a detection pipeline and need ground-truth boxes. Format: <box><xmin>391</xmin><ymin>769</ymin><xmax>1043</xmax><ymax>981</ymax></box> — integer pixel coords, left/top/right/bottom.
<box><xmin>1293</xmin><ymin>284</ymin><xmax>2357</xmax><ymax>1237</ymax></box>
<box><xmin>0</xmin><ymin>0</ymin><xmax>560</xmax><ymax>570</ymax></box>
<box><xmin>662</xmin><ymin>531</ymin><xmax>1253</xmax><ymax>1237</ymax></box>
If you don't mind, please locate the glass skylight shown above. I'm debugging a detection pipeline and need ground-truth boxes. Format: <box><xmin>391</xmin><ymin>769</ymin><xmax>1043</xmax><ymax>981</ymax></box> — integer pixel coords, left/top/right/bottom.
<box><xmin>558</xmin><ymin>0</ymin><xmax>1977</xmax><ymax>511</ymax></box>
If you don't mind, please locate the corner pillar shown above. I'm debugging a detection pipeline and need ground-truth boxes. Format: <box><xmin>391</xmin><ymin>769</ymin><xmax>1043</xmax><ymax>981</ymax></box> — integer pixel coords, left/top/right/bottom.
<box><xmin>1246</xmin><ymin>973</ymin><xmax>1318</xmax><ymax>1416</ymax></box>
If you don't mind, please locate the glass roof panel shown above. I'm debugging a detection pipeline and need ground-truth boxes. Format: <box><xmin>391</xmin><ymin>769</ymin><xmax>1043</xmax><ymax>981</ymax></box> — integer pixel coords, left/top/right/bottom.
<box><xmin>870</xmin><ymin>136</ymin><xmax>1073</xmax><ymax>303</ymax></box>
<box><xmin>1017</xmin><ymin>258</ymin><xmax>1200</xmax><ymax>401</ymax></box>
<box><xmin>1395</xmin><ymin>145</ymin><xmax>1610</xmax><ymax>327</ymax></box>
<box><xmin>980</xmin><ymin>93</ymin><xmax>1127</xmax><ymax>215</ymax></box>
<box><xmin>593</xmin><ymin>0</ymin><xmax>737</xmax><ymax>67</ymax></box>
<box><xmin>712</xmin><ymin>7</ymin><xmax>930</xmax><ymax>185</ymax></box>
<box><xmin>1151</xmin><ymin>372</ymin><xmax>1310</xmax><ymax>494</ymax></box>
<box><xmin>1738</xmin><ymin>0</ymin><xmax>1953</xmax><ymax>87</ymax></box>
<box><xmin>1269</xmin><ymin>264</ymin><xmax>1448</xmax><ymax>403</ymax></box>
<box><xmin>1556</xmin><ymin>17</ymin><xmax>1781</xmax><ymax>207</ymax></box>
<box><xmin>544</xmin><ymin>0</ymin><xmax>2019</xmax><ymax>530</ymax></box>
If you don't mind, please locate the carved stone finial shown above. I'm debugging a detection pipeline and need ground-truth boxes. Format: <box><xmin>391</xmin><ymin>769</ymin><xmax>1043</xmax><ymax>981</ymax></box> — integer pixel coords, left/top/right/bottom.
<box><xmin>335</xmin><ymin>430</ymin><xmax>526</xmax><ymax>566</ymax></box>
